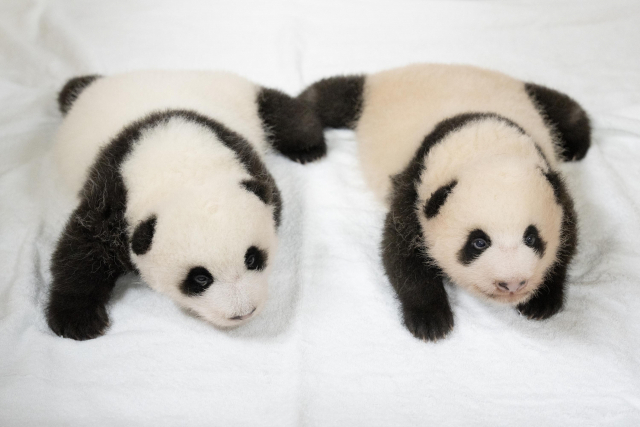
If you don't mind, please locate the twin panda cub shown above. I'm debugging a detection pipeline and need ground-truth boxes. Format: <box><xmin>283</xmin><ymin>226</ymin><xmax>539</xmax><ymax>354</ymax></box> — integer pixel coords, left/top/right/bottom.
<box><xmin>48</xmin><ymin>64</ymin><xmax>590</xmax><ymax>342</ymax></box>
<box><xmin>300</xmin><ymin>64</ymin><xmax>590</xmax><ymax>340</ymax></box>
<box><xmin>47</xmin><ymin>70</ymin><xmax>326</xmax><ymax>340</ymax></box>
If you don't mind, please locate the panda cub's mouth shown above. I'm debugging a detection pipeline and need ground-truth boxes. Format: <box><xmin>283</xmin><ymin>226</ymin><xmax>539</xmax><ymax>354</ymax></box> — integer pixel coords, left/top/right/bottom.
<box><xmin>474</xmin><ymin>284</ymin><xmax>532</xmax><ymax>304</ymax></box>
<box><xmin>230</xmin><ymin>307</ymin><xmax>257</xmax><ymax>321</ymax></box>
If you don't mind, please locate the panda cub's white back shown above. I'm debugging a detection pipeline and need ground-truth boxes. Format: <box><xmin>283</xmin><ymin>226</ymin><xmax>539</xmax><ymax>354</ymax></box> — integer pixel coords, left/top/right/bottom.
<box><xmin>54</xmin><ymin>70</ymin><xmax>266</xmax><ymax>195</ymax></box>
<box><xmin>356</xmin><ymin>64</ymin><xmax>559</xmax><ymax>202</ymax></box>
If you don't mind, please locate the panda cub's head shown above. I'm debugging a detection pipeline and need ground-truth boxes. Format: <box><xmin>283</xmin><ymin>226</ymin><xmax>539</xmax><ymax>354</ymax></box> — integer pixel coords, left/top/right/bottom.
<box><xmin>129</xmin><ymin>179</ymin><xmax>277</xmax><ymax>328</ymax></box>
<box><xmin>417</xmin><ymin>119</ymin><xmax>564</xmax><ymax>306</ymax></box>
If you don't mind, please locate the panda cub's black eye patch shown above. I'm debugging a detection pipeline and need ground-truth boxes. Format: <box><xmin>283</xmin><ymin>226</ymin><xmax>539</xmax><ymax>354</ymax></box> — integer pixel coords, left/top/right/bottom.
<box><xmin>458</xmin><ymin>229</ymin><xmax>492</xmax><ymax>265</ymax></box>
<box><xmin>523</xmin><ymin>225</ymin><xmax>546</xmax><ymax>257</ymax></box>
<box><xmin>424</xmin><ymin>180</ymin><xmax>457</xmax><ymax>219</ymax></box>
<box><xmin>181</xmin><ymin>267</ymin><xmax>214</xmax><ymax>296</ymax></box>
<box><xmin>244</xmin><ymin>246</ymin><xmax>267</xmax><ymax>271</ymax></box>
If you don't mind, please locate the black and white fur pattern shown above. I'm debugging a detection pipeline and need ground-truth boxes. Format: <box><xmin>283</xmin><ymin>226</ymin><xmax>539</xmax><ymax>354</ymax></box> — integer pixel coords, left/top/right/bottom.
<box><xmin>47</xmin><ymin>70</ymin><xmax>326</xmax><ymax>340</ymax></box>
<box><xmin>299</xmin><ymin>64</ymin><xmax>589</xmax><ymax>341</ymax></box>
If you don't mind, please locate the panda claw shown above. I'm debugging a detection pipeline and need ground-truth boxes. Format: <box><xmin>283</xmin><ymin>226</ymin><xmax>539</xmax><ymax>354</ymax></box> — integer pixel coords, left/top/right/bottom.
<box><xmin>517</xmin><ymin>296</ymin><xmax>562</xmax><ymax>321</ymax></box>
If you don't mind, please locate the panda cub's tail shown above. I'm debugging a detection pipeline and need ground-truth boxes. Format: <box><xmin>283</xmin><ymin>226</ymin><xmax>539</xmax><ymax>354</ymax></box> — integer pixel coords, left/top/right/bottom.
<box><xmin>297</xmin><ymin>75</ymin><xmax>366</xmax><ymax>130</ymax></box>
<box><xmin>57</xmin><ymin>75</ymin><xmax>102</xmax><ymax>115</ymax></box>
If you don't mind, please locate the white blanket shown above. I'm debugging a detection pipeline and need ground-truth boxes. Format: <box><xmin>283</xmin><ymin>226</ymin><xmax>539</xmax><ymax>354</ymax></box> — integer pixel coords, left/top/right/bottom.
<box><xmin>1</xmin><ymin>1</ymin><xmax>639</xmax><ymax>425</ymax></box>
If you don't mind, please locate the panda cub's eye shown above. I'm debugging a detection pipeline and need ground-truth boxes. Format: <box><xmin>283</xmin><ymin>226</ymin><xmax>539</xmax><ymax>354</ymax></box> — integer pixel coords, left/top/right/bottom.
<box><xmin>523</xmin><ymin>225</ymin><xmax>545</xmax><ymax>257</ymax></box>
<box><xmin>245</xmin><ymin>246</ymin><xmax>267</xmax><ymax>271</ymax></box>
<box><xmin>524</xmin><ymin>234</ymin><xmax>536</xmax><ymax>247</ymax></box>
<box><xmin>472</xmin><ymin>238</ymin><xmax>487</xmax><ymax>250</ymax></box>
<box><xmin>458</xmin><ymin>229</ymin><xmax>492</xmax><ymax>265</ymax></box>
<box><xmin>181</xmin><ymin>267</ymin><xmax>214</xmax><ymax>296</ymax></box>
<box><xmin>193</xmin><ymin>275</ymin><xmax>210</xmax><ymax>286</ymax></box>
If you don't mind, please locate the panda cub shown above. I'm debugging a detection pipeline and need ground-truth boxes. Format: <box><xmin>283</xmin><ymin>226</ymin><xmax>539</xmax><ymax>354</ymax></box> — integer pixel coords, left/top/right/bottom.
<box><xmin>299</xmin><ymin>63</ymin><xmax>590</xmax><ymax>341</ymax></box>
<box><xmin>48</xmin><ymin>70</ymin><xmax>326</xmax><ymax>340</ymax></box>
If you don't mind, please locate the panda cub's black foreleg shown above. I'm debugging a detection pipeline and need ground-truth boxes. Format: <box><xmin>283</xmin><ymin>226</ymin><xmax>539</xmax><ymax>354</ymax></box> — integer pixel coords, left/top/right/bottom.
<box><xmin>257</xmin><ymin>88</ymin><xmax>327</xmax><ymax>164</ymax></box>
<box><xmin>517</xmin><ymin>263</ymin><xmax>566</xmax><ymax>320</ymax></box>
<box><xmin>382</xmin><ymin>210</ymin><xmax>454</xmax><ymax>341</ymax></box>
<box><xmin>47</xmin><ymin>200</ymin><xmax>130</xmax><ymax>340</ymax></box>
<box><xmin>525</xmin><ymin>83</ymin><xmax>591</xmax><ymax>162</ymax></box>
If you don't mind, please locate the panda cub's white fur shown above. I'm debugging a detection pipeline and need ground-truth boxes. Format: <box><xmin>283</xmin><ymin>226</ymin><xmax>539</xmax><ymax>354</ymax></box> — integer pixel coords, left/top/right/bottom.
<box><xmin>54</xmin><ymin>70</ymin><xmax>266</xmax><ymax>195</ymax></box>
<box><xmin>356</xmin><ymin>64</ymin><xmax>559</xmax><ymax>201</ymax></box>
<box><xmin>299</xmin><ymin>63</ymin><xmax>590</xmax><ymax>341</ymax></box>
<box><xmin>47</xmin><ymin>70</ymin><xmax>326</xmax><ymax>340</ymax></box>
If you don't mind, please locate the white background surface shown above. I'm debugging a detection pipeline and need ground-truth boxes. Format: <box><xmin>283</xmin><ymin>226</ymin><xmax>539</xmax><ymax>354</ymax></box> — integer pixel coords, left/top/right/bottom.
<box><xmin>1</xmin><ymin>1</ymin><xmax>639</xmax><ymax>426</ymax></box>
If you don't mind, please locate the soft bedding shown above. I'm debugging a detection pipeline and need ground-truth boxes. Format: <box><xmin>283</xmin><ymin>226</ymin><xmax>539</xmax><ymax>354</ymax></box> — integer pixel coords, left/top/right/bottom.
<box><xmin>1</xmin><ymin>1</ymin><xmax>639</xmax><ymax>426</ymax></box>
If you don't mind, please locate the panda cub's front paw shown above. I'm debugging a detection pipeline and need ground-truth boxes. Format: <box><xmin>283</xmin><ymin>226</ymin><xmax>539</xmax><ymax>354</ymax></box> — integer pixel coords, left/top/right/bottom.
<box><xmin>402</xmin><ymin>304</ymin><xmax>454</xmax><ymax>342</ymax></box>
<box><xmin>517</xmin><ymin>294</ymin><xmax>563</xmax><ymax>320</ymax></box>
<box><xmin>46</xmin><ymin>292</ymin><xmax>110</xmax><ymax>340</ymax></box>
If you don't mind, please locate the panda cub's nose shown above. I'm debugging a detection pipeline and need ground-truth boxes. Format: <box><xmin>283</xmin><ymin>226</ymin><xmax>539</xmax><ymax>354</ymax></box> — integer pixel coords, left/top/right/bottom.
<box><xmin>230</xmin><ymin>307</ymin><xmax>257</xmax><ymax>321</ymax></box>
<box><xmin>496</xmin><ymin>280</ymin><xmax>527</xmax><ymax>293</ymax></box>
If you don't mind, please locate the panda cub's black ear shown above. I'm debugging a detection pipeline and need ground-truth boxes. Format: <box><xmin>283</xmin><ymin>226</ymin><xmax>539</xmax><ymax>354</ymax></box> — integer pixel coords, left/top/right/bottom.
<box><xmin>241</xmin><ymin>179</ymin><xmax>272</xmax><ymax>205</ymax></box>
<box><xmin>424</xmin><ymin>180</ymin><xmax>458</xmax><ymax>219</ymax></box>
<box><xmin>131</xmin><ymin>215</ymin><xmax>157</xmax><ymax>255</ymax></box>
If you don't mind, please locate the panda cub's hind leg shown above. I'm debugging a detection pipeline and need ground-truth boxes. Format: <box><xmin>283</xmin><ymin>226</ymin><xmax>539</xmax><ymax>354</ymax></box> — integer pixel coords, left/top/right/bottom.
<box><xmin>525</xmin><ymin>83</ymin><xmax>591</xmax><ymax>162</ymax></box>
<box><xmin>257</xmin><ymin>88</ymin><xmax>327</xmax><ymax>164</ymax></box>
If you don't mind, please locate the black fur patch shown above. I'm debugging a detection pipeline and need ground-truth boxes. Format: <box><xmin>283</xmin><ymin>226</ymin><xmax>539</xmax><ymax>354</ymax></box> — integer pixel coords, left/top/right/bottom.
<box><xmin>181</xmin><ymin>267</ymin><xmax>214</xmax><ymax>296</ymax></box>
<box><xmin>241</xmin><ymin>179</ymin><xmax>272</xmax><ymax>205</ymax></box>
<box><xmin>131</xmin><ymin>215</ymin><xmax>157</xmax><ymax>255</ymax></box>
<box><xmin>543</xmin><ymin>170</ymin><xmax>564</xmax><ymax>205</ymax></box>
<box><xmin>457</xmin><ymin>229</ymin><xmax>492</xmax><ymax>265</ymax></box>
<box><xmin>57</xmin><ymin>75</ymin><xmax>102</xmax><ymax>115</ymax></box>
<box><xmin>47</xmin><ymin>109</ymin><xmax>283</xmax><ymax>340</ymax></box>
<box><xmin>523</xmin><ymin>225</ymin><xmax>546</xmax><ymax>258</ymax></box>
<box><xmin>244</xmin><ymin>246</ymin><xmax>267</xmax><ymax>271</ymax></box>
<box><xmin>257</xmin><ymin>88</ymin><xmax>327</xmax><ymax>164</ymax></box>
<box><xmin>382</xmin><ymin>181</ymin><xmax>454</xmax><ymax>342</ymax></box>
<box><xmin>297</xmin><ymin>75</ymin><xmax>366</xmax><ymax>129</ymax></box>
<box><xmin>424</xmin><ymin>180</ymin><xmax>457</xmax><ymax>219</ymax></box>
<box><xmin>533</xmin><ymin>144</ymin><xmax>551</xmax><ymax>169</ymax></box>
<box><xmin>525</xmin><ymin>82</ymin><xmax>591</xmax><ymax>162</ymax></box>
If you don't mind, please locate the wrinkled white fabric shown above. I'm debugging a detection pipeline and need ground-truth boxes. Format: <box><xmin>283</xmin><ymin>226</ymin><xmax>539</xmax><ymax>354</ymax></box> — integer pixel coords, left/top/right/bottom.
<box><xmin>1</xmin><ymin>1</ymin><xmax>639</xmax><ymax>426</ymax></box>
